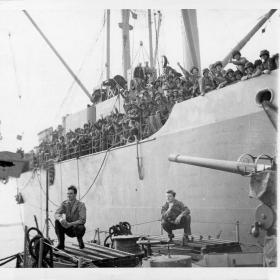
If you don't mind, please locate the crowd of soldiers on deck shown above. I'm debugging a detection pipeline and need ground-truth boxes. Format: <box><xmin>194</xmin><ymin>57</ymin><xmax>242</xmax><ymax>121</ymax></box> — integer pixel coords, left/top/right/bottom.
<box><xmin>30</xmin><ymin>49</ymin><xmax>278</xmax><ymax>165</ymax></box>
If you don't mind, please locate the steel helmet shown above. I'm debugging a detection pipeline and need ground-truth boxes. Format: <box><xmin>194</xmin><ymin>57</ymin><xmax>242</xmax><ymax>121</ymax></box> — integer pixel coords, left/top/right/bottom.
<box><xmin>259</xmin><ymin>49</ymin><xmax>270</xmax><ymax>57</ymax></box>
<box><xmin>232</xmin><ymin>50</ymin><xmax>241</xmax><ymax>58</ymax></box>
<box><xmin>234</xmin><ymin>70</ymin><xmax>243</xmax><ymax>76</ymax></box>
<box><xmin>202</xmin><ymin>68</ymin><xmax>209</xmax><ymax>75</ymax></box>
<box><xmin>190</xmin><ymin>66</ymin><xmax>199</xmax><ymax>74</ymax></box>
<box><xmin>214</xmin><ymin>61</ymin><xmax>223</xmax><ymax>68</ymax></box>
<box><xmin>245</xmin><ymin>62</ymin><xmax>254</xmax><ymax>69</ymax></box>
<box><xmin>226</xmin><ymin>68</ymin><xmax>234</xmax><ymax>75</ymax></box>
<box><xmin>254</xmin><ymin>59</ymin><xmax>262</xmax><ymax>67</ymax></box>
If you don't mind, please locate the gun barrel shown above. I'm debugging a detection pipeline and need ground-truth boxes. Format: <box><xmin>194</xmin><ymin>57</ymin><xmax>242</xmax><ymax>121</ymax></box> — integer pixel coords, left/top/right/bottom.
<box><xmin>168</xmin><ymin>154</ymin><xmax>271</xmax><ymax>176</ymax></box>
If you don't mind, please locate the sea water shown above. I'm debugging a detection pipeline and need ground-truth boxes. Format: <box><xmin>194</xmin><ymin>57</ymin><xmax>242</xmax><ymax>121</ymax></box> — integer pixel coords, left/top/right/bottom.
<box><xmin>0</xmin><ymin>180</ymin><xmax>24</xmax><ymax>268</ymax></box>
<box><xmin>0</xmin><ymin>224</ymin><xmax>24</xmax><ymax>268</ymax></box>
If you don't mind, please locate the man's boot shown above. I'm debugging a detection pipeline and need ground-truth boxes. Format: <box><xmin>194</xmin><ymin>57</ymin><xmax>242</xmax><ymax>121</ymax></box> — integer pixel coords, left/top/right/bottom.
<box><xmin>77</xmin><ymin>236</ymin><xmax>85</xmax><ymax>249</ymax></box>
<box><xmin>182</xmin><ymin>234</ymin><xmax>190</xmax><ymax>246</ymax></box>
<box><xmin>55</xmin><ymin>242</ymin><xmax>65</xmax><ymax>251</ymax></box>
<box><xmin>55</xmin><ymin>220</ymin><xmax>65</xmax><ymax>250</ymax></box>
<box><xmin>168</xmin><ymin>233</ymin><xmax>175</xmax><ymax>242</ymax></box>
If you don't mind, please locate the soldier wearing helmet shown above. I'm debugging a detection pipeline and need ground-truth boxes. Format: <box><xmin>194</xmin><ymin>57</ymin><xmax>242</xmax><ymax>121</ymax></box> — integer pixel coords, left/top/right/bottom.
<box><xmin>229</xmin><ymin>50</ymin><xmax>248</xmax><ymax>73</ymax></box>
<box><xmin>177</xmin><ymin>62</ymin><xmax>201</xmax><ymax>97</ymax></box>
<box><xmin>200</xmin><ymin>68</ymin><xmax>216</xmax><ymax>95</ymax></box>
<box><xmin>259</xmin><ymin>49</ymin><xmax>272</xmax><ymax>73</ymax></box>
<box><xmin>234</xmin><ymin>70</ymin><xmax>243</xmax><ymax>81</ymax></box>
<box><xmin>225</xmin><ymin>68</ymin><xmax>236</xmax><ymax>84</ymax></box>
<box><xmin>241</xmin><ymin>62</ymin><xmax>255</xmax><ymax>80</ymax></box>
<box><xmin>217</xmin><ymin>68</ymin><xmax>236</xmax><ymax>89</ymax></box>
<box><xmin>213</xmin><ymin>61</ymin><xmax>226</xmax><ymax>87</ymax></box>
<box><xmin>251</xmin><ymin>59</ymin><xmax>264</xmax><ymax>78</ymax></box>
<box><xmin>190</xmin><ymin>66</ymin><xmax>199</xmax><ymax>76</ymax></box>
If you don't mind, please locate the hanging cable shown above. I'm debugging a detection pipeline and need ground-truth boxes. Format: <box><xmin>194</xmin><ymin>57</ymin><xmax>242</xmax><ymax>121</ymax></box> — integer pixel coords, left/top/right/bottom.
<box><xmin>76</xmin><ymin>158</ymin><xmax>80</xmax><ymax>199</ymax></box>
<box><xmin>16</xmin><ymin>179</ymin><xmax>25</xmax><ymax>231</ymax></box>
<box><xmin>18</xmin><ymin>169</ymin><xmax>36</xmax><ymax>192</ymax></box>
<box><xmin>53</xmin><ymin>10</ymin><xmax>107</xmax><ymax>122</ymax></box>
<box><xmin>35</xmin><ymin>170</ymin><xmax>59</xmax><ymax>207</ymax></box>
<box><xmin>59</xmin><ymin>162</ymin><xmax>63</xmax><ymax>201</ymax></box>
<box><xmin>131</xmin><ymin>45</ymin><xmax>141</xmax><ymax>67</ymax></box>
<box><xmin>8</xmin><ymin>32</ymin><xmax>21</xmax><ymax>100</ymax></box>
<box><xmin>131</xmin><ymin>12</ymin><xmax>137</xmax><ymax>66</ymax></box>
<box><xmin>80</xmin><ymin>147</ymin><xmax>111</xmax><ymax>200</ymax></box>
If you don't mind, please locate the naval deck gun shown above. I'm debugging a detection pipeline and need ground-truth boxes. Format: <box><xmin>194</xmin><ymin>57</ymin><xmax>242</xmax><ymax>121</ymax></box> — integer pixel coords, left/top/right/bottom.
<box><xmin>168</xmin><ymin>153</ymin><xmax>277</xmax><ymax>266</ymax></box>
<box><xmin>168</xmin><ymin>153</ymin><xmax>274</xmax><ymax>176</ymax></box>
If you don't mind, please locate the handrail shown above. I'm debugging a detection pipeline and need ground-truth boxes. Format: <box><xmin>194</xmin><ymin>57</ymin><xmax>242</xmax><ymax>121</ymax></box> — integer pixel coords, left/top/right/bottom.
<box><xmin>31</xmin><ymin>120</ymin><xmax>159</xmax><ymax>168</ymax></box>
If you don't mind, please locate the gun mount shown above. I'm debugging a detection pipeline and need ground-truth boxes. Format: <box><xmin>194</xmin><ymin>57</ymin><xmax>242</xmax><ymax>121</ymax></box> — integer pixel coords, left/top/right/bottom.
<box><xmin>168</xmin><ymin>153</ymin><xmax>273</xmax><ymax>176</ymax></box>
<box><xmin>168</xmin><ymin>153</ymin><xmax>277</xmax><ymax>266</ymax></box>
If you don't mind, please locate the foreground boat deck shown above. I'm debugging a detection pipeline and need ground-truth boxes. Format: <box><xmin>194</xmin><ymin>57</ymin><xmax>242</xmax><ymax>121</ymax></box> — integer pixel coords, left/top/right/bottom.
<box><xmin>53</xmin><ymin>242</ymin><xmax>143</xmax><ymax>267</ymax></box>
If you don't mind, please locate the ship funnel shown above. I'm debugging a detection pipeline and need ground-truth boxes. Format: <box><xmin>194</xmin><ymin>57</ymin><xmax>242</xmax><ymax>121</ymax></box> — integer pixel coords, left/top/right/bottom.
<box><xmin>168</xmin><ymin>154</ymin><xmax>272</xmax><ymax>176</ymax></box>
<box><xmin>255</xmin><ymin>88</ymin><xmax>274</xmax><ymax>105</ymax></box>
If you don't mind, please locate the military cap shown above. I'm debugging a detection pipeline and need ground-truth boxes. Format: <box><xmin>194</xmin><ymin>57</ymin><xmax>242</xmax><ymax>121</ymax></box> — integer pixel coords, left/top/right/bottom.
<box><xmin>214</xmin><ymin>61</ymin><xmax>223</xmax><ymax>68</ymax></box>
<box><xmin>232</xmin><ymin>50</ymin><xmax>241</xmax><ymax>58</ymax></box>
<box><xmin>245</xmin><ymin>62</ymin><xmax>254</xmax><ymax>69</ymax></box>
<box><xmin>259</xmin><ymin>49</ymin><xmax>269</xmax><ymax>57</ymax></box>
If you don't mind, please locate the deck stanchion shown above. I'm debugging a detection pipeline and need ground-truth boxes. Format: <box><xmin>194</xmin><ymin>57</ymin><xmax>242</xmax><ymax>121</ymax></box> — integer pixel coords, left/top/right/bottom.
<box><xmin>38</xmin><ymin>238</ymin><xmax>44</xmax><ymax>267</ymax></box>
<box><xmin>78</xmin><ymin>257</ymin><xmax>83</xmax><ymax>268</ymax></box>
<box><xmin>97</xmin><ymin>228</ymin><xmax>101</xmax><ymax>245</ymax></box>
<box><xmin>34</xmin><ymin>215</ymin><xmax>39</xmax><ymax>230</ymax></box>
<box><xmin>235</xmin><ymin>221</ymin><xmax>240</xmax><ymax>243</ymax></box>
<box><xmin>23</xmin><ymin>225</ymin><xmax>28</xmax><ymax>268</ymax></box>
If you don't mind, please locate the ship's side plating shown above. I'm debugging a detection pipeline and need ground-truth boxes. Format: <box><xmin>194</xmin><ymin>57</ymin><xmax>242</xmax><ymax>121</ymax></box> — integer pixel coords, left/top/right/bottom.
<box><xmin>19</xmin><ymin>71</ymin><xmax>277</xmax><ymax>248</ymax></box>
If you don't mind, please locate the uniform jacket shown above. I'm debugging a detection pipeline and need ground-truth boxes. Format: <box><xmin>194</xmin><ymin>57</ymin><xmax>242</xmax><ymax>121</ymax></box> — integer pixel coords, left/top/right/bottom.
<box><xmin>55</xmin><ymin>199</ymin><xmax>86</xmax><ymax>225</ymax></box>
<box><xmin>262</xmin><ymin>58</ymin><xmax>273</xmax><ymax>71</ymax></box>
<box><xmin>161</xmin><ymin>199</ymin><xmax>190</xmax><ymax>222</ymax></box>
<box><xmin>201</xmin><ymin>76</ymin><xmax>216</xmax><ymax>93</ymax></box>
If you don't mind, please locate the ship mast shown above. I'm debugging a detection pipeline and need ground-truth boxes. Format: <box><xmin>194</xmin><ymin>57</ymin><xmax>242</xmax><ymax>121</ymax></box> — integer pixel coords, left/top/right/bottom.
<box><xmin>106</xmin><ymin>9</ymin><xmax>111</xmax><ymax>79</ymax></box>
<box><xmin>181</xmin><ymin>9</ymin><xmax>201</xmax><ymax>71</ymax></box>
<box><xmin>147</xmin><ymin>9</ymin><xmax>154</xmax><ymax>68</ymax></box>
<box><xmin>222</xmin><ymin>9</ymin><xmax>277</xmax><ymax>67</ymax></box>
<box><xmin>119</xmin><ymin>10</ymin><xmax>132</xmax><ymax>79</ymax></box>
<box><xmin>45</xmin><ymin>168</ymin><xmax>49</xmax><ymax>239</ymax></box>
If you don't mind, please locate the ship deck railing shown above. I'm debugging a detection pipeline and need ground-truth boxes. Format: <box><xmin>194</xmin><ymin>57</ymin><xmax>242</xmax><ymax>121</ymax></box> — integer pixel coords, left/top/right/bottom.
<box><xmin>31</xmin><ymin>115</ymin><xmax>168</xmax><ymax>168</ymax></box>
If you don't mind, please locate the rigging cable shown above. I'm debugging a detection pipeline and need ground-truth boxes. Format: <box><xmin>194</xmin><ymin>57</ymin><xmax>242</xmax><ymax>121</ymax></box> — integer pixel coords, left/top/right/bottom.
<box><xmin>18</xmin><ymin>169</ymin><xmax>36</xmax><ymax>192</ymax></box>
<box><xmin>80</xmin><ymin>147</ymin><xmax>111</xmax><ymax>201</ymax></box>
<box><xmin>99</xmin><ymin>10</ymin><xmax>106</xmax><ymax>83</ymax></box>
<box><xmin>35</xmin><ymin>170</ymin><xmax>59</xmax><ymax>207</ymax></box>
<box><xmin>15</xmin><ymin>179</ymin><xmax>25</xmax><ymax>231</ymax></box>
<box><xmin>76</xmin><ymin>158</ymin><xmax>80</xmax><ymax>199</ymax></box>
<box><xmin>53</xmin><ymin>10</ymin><xmax>107</xmax><ymax>122</ymax></box>
<box><xmin>131</xmin><ymin>11</ymin><xmax>137</xmax><ymax>67</ymax></box>
<box><xmin>8</xmin><ymin>32</ymin><xmax>21</xmax><ymax>99</ymax></box>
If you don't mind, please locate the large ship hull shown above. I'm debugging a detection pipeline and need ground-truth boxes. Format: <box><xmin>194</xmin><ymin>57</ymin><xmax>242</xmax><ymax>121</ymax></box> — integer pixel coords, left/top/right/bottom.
<box><xmin>19</xmin><ymin>71</ymin><xmax>277</xmax><ymax>249</ymax></box>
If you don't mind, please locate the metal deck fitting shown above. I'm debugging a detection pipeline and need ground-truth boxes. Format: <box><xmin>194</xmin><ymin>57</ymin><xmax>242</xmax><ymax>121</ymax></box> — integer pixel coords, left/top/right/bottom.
<box><xmin>144</xmin><ymin>234</ymin><xmax>241</xmax><ymax>260</ymax></box>
<box><xmin>53</xmin><ymin>242</ymin><xmax>143</xmax><ymax>267</ymax></box>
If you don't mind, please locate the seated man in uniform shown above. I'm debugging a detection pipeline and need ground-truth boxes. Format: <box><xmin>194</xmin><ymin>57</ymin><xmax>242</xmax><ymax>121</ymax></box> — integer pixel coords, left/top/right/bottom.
<box><xmin>161</xmin><ymin>190</ymin><xmax>191</xmax><ymax>243</ymax></box>
<box><xmin>54</xmin><ymin>185</ymin><xmax>86</xmax><ymax>250</ymax></box>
